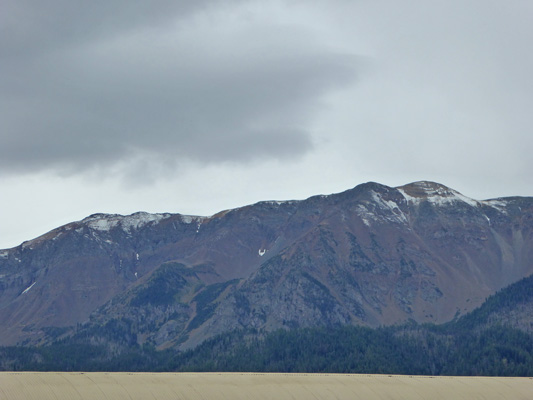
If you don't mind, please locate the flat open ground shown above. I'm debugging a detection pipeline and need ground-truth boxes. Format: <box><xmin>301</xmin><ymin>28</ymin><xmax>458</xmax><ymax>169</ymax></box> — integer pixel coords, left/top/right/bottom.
<box><xmin>0</xmin><ymin>372</ymin><xmax>532</xmax><ymax>399</ymax></box>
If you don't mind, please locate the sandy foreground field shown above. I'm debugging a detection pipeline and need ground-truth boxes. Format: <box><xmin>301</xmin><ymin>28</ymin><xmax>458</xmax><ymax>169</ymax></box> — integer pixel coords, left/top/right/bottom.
<box><xmin>0</xmin><ymin>372</ymin><xmax>532</xmax><ymax>399</ymax></box>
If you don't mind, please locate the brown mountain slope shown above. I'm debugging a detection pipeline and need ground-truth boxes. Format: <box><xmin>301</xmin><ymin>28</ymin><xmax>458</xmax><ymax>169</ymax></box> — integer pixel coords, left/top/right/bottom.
<box><xmin>0</xmin><ymin>181</ymin><xmax>531</xmax><ymax>348</ymax></box>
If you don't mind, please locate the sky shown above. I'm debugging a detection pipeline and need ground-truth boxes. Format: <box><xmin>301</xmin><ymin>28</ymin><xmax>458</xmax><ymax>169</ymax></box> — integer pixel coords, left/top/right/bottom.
<box><xmin>1</xmin><ymin>0</ymin><xmax>533</xmax><ymax>249</ymax></box>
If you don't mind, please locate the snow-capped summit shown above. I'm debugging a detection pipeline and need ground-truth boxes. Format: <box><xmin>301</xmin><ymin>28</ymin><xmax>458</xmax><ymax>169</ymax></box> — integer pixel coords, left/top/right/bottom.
<box><xmin>396</xmin><ymin>181</ymin><xmax>480</xmax><ymax>207</ymax></box>
<box><xmin>83</xmin><ymin>212</ymin><xmax>173</xmax><ymax>233</ymax></box>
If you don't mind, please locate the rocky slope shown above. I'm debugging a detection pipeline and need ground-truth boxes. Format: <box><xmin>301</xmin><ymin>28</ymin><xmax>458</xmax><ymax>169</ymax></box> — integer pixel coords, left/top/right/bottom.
<box><xmin>0</xmin><ymin>181</ymin><xmax>531</xmax><ymax>349</ymax></box>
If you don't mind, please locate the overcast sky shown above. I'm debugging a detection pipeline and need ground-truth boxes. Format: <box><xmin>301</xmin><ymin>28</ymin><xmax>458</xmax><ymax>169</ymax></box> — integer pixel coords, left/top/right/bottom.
<box><xmin>1</xmin><ymin>0</ymin><xmax>532</xmax><ymax>249</ymax></box>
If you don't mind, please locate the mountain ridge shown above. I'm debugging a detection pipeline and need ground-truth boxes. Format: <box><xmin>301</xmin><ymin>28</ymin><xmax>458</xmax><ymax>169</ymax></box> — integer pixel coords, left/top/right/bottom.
<box><xmin>0</xmin><ymin>181</ymin><xmax>531</xmax><ymax>349</ymax></box>
<box><xmin>1</xmin><ymin>180</ymin><xmax>514</xmax><ymax>252</ymax></box>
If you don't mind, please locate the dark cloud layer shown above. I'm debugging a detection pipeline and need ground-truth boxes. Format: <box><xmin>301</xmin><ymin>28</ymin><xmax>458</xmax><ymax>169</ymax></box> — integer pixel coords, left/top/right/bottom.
<box><xmin>1</xmin><ymin>0</ymin><xmax>223</xmax><ymax>54</ymax></box>
<box><xmin>2</xmin><ymin>0</ymin><xmax>533</xmax><ymax>250</ymax></box>
<box><xmin>1</xmin><ymin>1</ymin><xmax>357</xmax><ymax>175</ymax></box>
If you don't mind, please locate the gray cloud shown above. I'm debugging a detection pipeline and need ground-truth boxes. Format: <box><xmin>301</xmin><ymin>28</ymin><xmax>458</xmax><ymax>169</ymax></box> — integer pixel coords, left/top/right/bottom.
<box><xmin>2</xmin><ymin>0</ymin><xmax>533</xmax><ymax>250</ymax></box>
<box><xmin>1</xmin><ymin>0</ymin><xmax>225</xmax><ymax>54</ymax></box>
<box><xmin>0</xmin><ymin>1</ymin><xmax>358</xmax><ymax>176</ymax></box>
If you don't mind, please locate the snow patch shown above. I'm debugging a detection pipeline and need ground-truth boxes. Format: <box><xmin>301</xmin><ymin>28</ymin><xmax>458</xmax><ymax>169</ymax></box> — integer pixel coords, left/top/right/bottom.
<box><xmin>21</xmin><ymin>282</ymin><xmax>36</xmax><ymax>295</ymax></box>
<box><xmin>356</xmin><ymin>191</ymin><xmax>408</xmax><ymax>227</ymax></box>
<box><xmin>21</xmin><ymin>241</ymin><xmax>34</xmax><ymax>250</ymax></box>
<box><xmin>356</xmin><ymin>205</ymin><xmax>372</xmax><ymax>227</ymax></box>
<box><xmin>448</xmin><ymin>193</ymin><xmax>479</xmax><ymax>207</ymax></box>
<box><xmin>258</xmin><ymin>249</ymin><xmax>266</xmax><ymax>256</ymax></box>
<box><xmin>136</xmin><ymin>253</ymin><xmax>140</xmax><ymax>261</ymax></box>
<box><xmin>371</xmin><ymin>191</ymin><xmax>408</xmax><ymax>224</ymax></box>
<box><xmin>397</xmin><ymin>186</ymin><xmax>479</xmax><ymax>207</ymax></box>
<box><xmin>261</xmin><ymin>200</ymin><xmax>298</xmax><ymax>206</ymax></box>
<box><xmin>0</xmin><ymin>251</ymin><xmax>8</xmax><ymax>259</ymax></box>
<box><xmin>121</xmin><ymin>212</ymin><xmax>171</xmax><ymax>232</ymax></box>
<box><xmin>483</xmin><ymin>199</ymin><xmax>508</xmax><ymax>213</ymax></box>
<box><xmin>181</xmin><ymin>215</ymin><xmax>194</xmax><ymax>224</ymax></box>
<box><xmin>87</xmin><ymin>218</ymin><xmax>119</xmax><ymax>231</ymax></box>
<box><xmin>180</xmin><ymin>214</ymin><xmax>208</xmax><ymax>227</ymax></box>
<box><xmin>84</xmin><ymin>212</ymin><xmax>172</xmax><ymax>233</ymax></box>
<box><xmin>398</xmin><ymin>183</ymin><xmax>514</xmax><ymax>216</ymax></box>
<box><xmin>396</xmin><ymin>188</ymin><xmax>417</xmax><ymax>204</ymax></box>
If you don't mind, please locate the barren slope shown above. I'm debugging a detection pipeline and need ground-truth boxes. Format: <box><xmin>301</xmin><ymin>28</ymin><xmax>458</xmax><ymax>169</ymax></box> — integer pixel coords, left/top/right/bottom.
<box><xmin>0</xmin><ymin>181</ymin><xmax>531</xmax><ymax>348</ymax></box>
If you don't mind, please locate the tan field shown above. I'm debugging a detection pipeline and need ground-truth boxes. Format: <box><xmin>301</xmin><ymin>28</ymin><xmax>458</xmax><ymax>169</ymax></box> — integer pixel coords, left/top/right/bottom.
<box><xmin>0</xmin><ymin>372</ymin><xmax>532</xmax><ymax>399</ymax></box>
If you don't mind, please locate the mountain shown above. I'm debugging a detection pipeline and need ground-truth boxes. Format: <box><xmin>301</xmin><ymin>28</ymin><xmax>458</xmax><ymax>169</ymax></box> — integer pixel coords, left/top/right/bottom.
<box><xmin>0</xmin><ymin>181</ymin><xmax>532</xmax><ymax>349</ymax></box>
<box><xmin>3</xmin><ymin>272</ymin><xmax>533</xmax><ymax>374</ymax></box>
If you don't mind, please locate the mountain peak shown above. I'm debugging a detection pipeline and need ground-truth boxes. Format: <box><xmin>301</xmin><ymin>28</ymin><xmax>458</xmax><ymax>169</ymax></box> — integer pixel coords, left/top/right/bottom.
<box><xmin>0</xmin><ymin>181</ymin><xmax>532</xmax><ymax>350</ymax></box>
<box><xmin>397</xmin><ymin>181</ymin><xmax>454</xmax><ymax>197</ymax></box>
<box><xmin>396</xmin><ymin>181</ymin><xmax>479</xmax><ymax>207</ymax></box>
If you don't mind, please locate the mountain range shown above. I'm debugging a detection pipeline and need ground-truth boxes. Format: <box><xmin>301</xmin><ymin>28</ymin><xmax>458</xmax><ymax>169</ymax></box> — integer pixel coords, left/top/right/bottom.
<box><xmin>0</xmin><ymin>181</ymin><xmax>532</xmax><ymax>351</ymax></box>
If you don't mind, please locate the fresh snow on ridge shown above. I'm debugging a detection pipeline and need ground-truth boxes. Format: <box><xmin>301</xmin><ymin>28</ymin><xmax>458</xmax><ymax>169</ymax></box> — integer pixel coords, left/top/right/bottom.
<box><xmin>483</xmin><ymin>199</ymin><xmax>509</xmax><ymax>213</ymax></box>
<box><xmin>1</xmin><ymin>181</ymin><xmax>518</xmax><ymax>252</ymax></box>
<box><xmin>180</xmin><ymin>214</ymin><xmax>207</xmax><ymax>224</ymax></box>
<box><xmin>397</xmin><ymin>183</ymin><xmax>510</xmax><ymax>213</ymax></box>
<box><xmin>355</xmin><ymin>190</ymin><xmax>408</xmax><ymax>226</ymax></box>
<box><xmin>397</xmin><ymin>182</ymin><xmax>480</xmax><ymax>207</ymax></box>
<box><xmin>84</xmin><ymin>212</ymin><xmax>172</xmax><ymax>233</ymax></box>
<box><xmin>83</xmin><ymin>212</ymin><xmax>210</xmax><ymax>233</ymax></box>
<box><xmin>395</xmin><ymin>182</ymin><xmax>514</xmax><ymax>221</ymax></box>
<box><xmin>86</xmin><ymin>217</ymin><xmax>119</xmax><ymax>231</ymax></box>
<box><xmin>260</xmin><ymin>200</ymin><xmax>299</xmax><ymax>206</ymax></box>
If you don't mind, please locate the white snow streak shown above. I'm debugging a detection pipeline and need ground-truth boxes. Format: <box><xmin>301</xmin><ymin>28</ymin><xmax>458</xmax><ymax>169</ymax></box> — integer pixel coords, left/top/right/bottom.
<box><xmin>356</xmin><ymin>191</ymin><xmax>408</xmax><ymax>227</ymax></box>
<box><xmin>21</xmin><ymin>282</ymin><xmax>36</xmax><ymax>295</ymax></box>
<box><xmin>371</xmin><ymin>191</ymin><xmax>408</xmax><ymax>224</ymax></box>
<box><xmin>357</xmin><ymin>206</ymin><xmax>372</xmax><ymax>227</ymax></box>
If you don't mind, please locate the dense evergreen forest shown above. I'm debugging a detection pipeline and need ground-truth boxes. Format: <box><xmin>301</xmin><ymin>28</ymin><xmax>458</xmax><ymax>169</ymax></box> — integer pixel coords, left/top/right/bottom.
<box><xmin>1</xmin><ymin>274</ymin><xmax>533</xmax><ymax>376</ymax></box>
